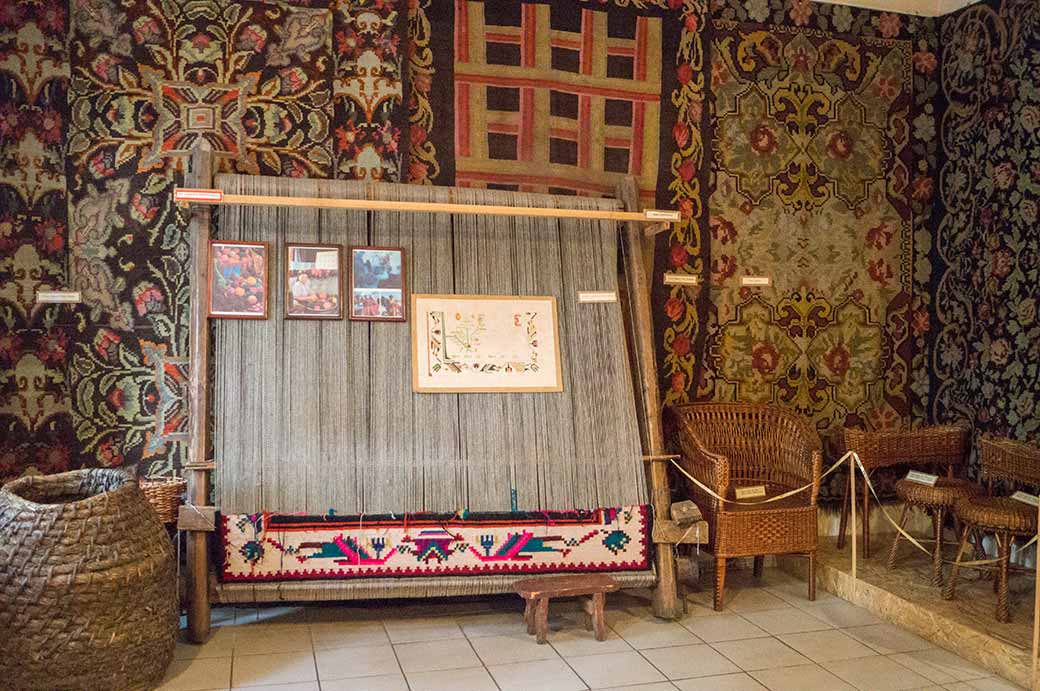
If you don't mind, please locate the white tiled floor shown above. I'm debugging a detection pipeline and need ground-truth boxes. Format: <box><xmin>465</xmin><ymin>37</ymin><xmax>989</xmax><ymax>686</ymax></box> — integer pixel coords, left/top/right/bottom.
<box><xmin>160</xmin><ymin>568</ymin><xmax>1022</xmax><ymax>691</ymax></box>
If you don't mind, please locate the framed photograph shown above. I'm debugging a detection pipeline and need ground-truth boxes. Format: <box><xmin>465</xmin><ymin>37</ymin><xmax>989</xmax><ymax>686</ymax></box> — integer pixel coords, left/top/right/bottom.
<box><xmin>208</xmin><ymin>240</ymin><xmax>269</xmax><ymax>319</ymax></box>
<box><xmin>285</xmin><ymin>243</ymin><xmax>344</xmax><ymax>319</ymax></box>
<box><xmin>350</xmin><ymin>246</ymin><xmax>406</xmax><ymax>321</ymax></box>
<box><xmin>411</xmin><ymin>294</ymin><xmax>563</xmax><ymax>393</ymax></box>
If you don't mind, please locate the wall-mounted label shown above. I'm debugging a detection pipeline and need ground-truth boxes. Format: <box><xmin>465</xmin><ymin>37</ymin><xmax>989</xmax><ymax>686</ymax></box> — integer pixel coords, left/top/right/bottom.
<box><xmin>36</xmin><ymin>290</ymin><xmax>82</xmax><ymax>304</ymax></box>
<box><xmin>643</xmin><ymin>209</ymin><xmax>681</xmax><ymax>222</ymax></box>
<box><xmin>577</xmin><ymin>291</ymin><xmax>617</xmax><ymax>303</ymax></box>
<box><xmin>173</xmin><ymin>187</ymin><xmax>224</xmax><ymax>202</ymax></box>
<box><xmin>734</xmin><ymin>485</ymin><xmax>767</xmax><ymax>500</ymax></box>
<box><xmin>663</xmin><ymin>273</ymin><xmax>699</xmax><ymax>286</ymax></box>
<box><xmin>905</xmin><ymin>470</ymin><xmax>939</xmax><ymax>486</ymax></box>
<box><xmin>740</xmin><ymin>276</ymin><xmax>772</xmax><ymax>287</ymax></box>
<box><xmin>1011</xmin><ymin>491</ymin><xmax>1040</xmax><ymax>507</ymax></box>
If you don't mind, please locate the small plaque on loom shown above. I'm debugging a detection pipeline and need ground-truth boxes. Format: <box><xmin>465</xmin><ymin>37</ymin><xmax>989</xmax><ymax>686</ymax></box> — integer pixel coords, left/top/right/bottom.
<box><xmin>906</xmin><ymin>470</ymin><xmax>939</xmax><ymax>486</ymax></box>
<box><xmin>577</xmin><ymin>291</ymin><xmax>617</xmax><ymax>303</ymax></box>
<box><xmin>1011</xmin><ymin>491</ymin><xmax>1040</xmax><ymax>507</ymax></box>
<box><xmin>734</xmin><ymin>485</ymin><xmax>767</xmax><ymax>500</ymax></box>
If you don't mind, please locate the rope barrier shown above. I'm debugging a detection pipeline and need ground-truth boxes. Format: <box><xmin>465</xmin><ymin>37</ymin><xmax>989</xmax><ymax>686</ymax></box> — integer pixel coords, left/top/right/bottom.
<box><xmin>668</xmin><ymin>451</ymin><xmax>1038</xmax><ymax>570</ymax></box>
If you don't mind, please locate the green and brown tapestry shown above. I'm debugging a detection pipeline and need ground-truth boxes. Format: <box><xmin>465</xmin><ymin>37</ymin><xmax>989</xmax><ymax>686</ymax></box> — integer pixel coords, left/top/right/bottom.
<box><xmin>932</xmin><ymin>0</ymin><xmax>1040</xmax><ymax>446</ymax></box>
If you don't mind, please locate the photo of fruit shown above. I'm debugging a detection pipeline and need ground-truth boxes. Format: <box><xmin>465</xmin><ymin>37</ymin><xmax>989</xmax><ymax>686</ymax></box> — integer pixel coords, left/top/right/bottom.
<box><xmin>208</xmin><ymin>241</ymin><xmax>269</xmax><ymax>319</ymax></box>
<box><xmin>286</xmin><ymin>243</ymin><xmax>343</xmax><ymax>319</ymax></box>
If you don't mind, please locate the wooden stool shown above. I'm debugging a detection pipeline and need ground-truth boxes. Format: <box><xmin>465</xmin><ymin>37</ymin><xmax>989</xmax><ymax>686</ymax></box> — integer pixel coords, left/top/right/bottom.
<box><xmin>514</xmin><ymin>574</ymin><xmax>619</xmax><ymax>644</ymax></box>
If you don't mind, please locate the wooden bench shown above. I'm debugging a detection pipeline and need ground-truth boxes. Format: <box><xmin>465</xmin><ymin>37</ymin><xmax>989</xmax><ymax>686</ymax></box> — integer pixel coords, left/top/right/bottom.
<box><xmin>515</xmin><ymin>574</ymin><xmax>620</xmax><ymax>644</ymax></box>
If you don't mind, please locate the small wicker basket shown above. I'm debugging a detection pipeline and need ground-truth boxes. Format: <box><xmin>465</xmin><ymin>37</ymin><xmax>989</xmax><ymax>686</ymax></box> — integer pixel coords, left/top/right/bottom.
<box><xmin>139</xmin><ymin>476</ymin><xmax>187</xmax><ymax>524</ymax></box>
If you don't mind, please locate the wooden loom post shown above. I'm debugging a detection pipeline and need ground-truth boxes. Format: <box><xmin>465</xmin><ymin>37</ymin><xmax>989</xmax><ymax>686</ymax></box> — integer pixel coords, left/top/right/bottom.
<box><xmin>618</xmin><ymin>178</ymin><xmax>680</xmax><ymax>619</ymax></box>
<box><xmin>185</xmin><ymin>143</ymin><xmax>214</xmax><ymax>643</ymax></box>
<box><xmin>1032</xmin><ymin>498</ymin><xmax>1039</xmax><ymax>690</ymax></box>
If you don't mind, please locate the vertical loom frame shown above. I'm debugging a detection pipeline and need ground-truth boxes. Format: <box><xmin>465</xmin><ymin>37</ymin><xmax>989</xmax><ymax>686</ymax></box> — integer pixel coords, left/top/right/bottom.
<box><xmin>180</xmin><ymin>146</ymin><xmax>685</xmax><ymax>640</ymax></box>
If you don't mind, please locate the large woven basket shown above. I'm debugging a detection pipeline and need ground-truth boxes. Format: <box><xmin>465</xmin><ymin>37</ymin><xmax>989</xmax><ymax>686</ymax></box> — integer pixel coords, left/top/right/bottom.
<box><xmin>0</xmin><ymin>469</ymin><xmax>178</xmax><ymax>690</ymax></box>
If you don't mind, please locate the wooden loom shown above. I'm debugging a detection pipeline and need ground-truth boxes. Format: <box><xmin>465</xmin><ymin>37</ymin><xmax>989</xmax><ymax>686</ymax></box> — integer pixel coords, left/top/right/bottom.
<box><xmin>179</xmin><ymin>144</ymin><xmax>705</xmax><ymax>643</ymax></box>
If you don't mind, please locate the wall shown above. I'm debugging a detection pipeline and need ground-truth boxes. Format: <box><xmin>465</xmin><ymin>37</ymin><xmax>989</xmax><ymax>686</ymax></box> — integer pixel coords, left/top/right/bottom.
<box><xmin>4</xmin><ymin>0</ymin><xmax>1030</xmax><ymax>492</ymax></box>
<box><xmin>932</xmin><ymin>0</ymin><xmax>1040</xmax><ymax>444</ymax></box>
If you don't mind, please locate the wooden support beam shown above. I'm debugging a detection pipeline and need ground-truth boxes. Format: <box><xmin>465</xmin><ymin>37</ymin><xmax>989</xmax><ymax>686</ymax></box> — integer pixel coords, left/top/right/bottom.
<box><xmin>178</xmin><ymin>504</ymin><xmax>217</xmax><ymax>532</ymax></box>
<box><xmin>652</xmin><ymin>520</ymin><xmax>709</xmax><ymax>545</ymax></box>
<box><xmin>618</xmin><ymin>177</ymin><xmax>682</xmax><ymax>620</ymax></box>
<box><xmin>185</xmin><ymin>143</ymin><xmax>214</xmax><ymax>644</ymax></box>
<box><xmin>172</xmin><ymin>188</ymin><xmax>680</xmax><ymax>224</ymax></box>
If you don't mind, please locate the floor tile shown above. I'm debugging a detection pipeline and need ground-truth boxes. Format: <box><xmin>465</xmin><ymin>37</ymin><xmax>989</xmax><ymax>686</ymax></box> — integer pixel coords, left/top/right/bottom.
<box><xmin>175</xmin><ymin>628</ymin><xmax>236</xmax><ymax>660</ymax></box>
<box><xmin>680</xmin><ymin>614</ymin><xmax>768</xmax><ymax>643</ymax></box>
<box><xmin>230</xmin><ymin>651</ymin><xmax>317</xmax><ymax>688</ymax></box>
<box><xmin>314</xmin><ymin>643</ymin><xmax>399</xmax><ymax>681</ymax></box>
<box><xmin>889</xmin><ymin>648</ymin><xmax>990</xmax><ymax>683</ymax></box>
<box><xmin>640</xmin><ymin>643</ymin><xmax>740</xmax><ymax>680</ymax></box>
<box><xmin>469</xmin><ymin>632</ymin><xmax>560</xmax><ymax>665</ymax></box>
<box><xmin>598</xmin><ymin>683</ymin><xmax>678</xmax><ymax>691</ymax></box>
<box><xmin>776</xmin><ymin>629</ymin><xmax>875</xmax><ymax>663</ymax></box>
<box><xmin>764</xmin><ymin>582</ymin><xmax>837</xmax><ymax>608</ymax></box>
<box><xmin>233</xmin><ymin>625</ymin><xmax>313</xmax><ymax>656</ymax></box>
<box><xmin>711</xmin><ymin>637</ymin><xmax>810</xmax><ymax>671</ymax></box>
<box><xmin>608</xmin><ymin>610</ymin><xmax>702</xmax><ymax>649</ymax></box>
<box><xmin>566</xmin><ymin>650</ymin><xmax>667</xmax><ymax>688</ymax></box>
<box><xmin>156</xmin><ymin>657</ymin><xmax>233</xmax><ymax>691</ymax></box>
<box><xmin>310</xmin><ymin>621</ymin><xmax>389</xmax><ymax>650</ymax></box>
<box><xmin>749</xmin><ymin>663</ymin><xmax>856</xmax><ymax>691</ymax></box>
<box><xmin>229</xmin><ymin>684</ymin><xmax>318</xmax><ymax>691</ymax></box>
<box><xmin>842</xmin><ymin>623</ymin><xmax>934</xmax><ymax>655</ymax></box>
<box><xmin>800</xmin><ymin>601</ymin><xmax>881</xmax><ymax>628</ymax></box>
<box><xmin>319</xmin><ymin>673</ymin><xmax>409</xmax><ymax>691</ymax></box>
<box><xmin>548</xmin><ymin>626</ymin><xmax>632</xmax><ymax>658</ymax></box>
<box><xmin>673</xmin><ymin>673</ymin><xmax>767</xmax><ymax>690</ymax></box>
<box><xmin>457</xmin><ymin>611</ymin><xmax>525</xmax><ymax>639</ymax></box>
<box><xmin>393</xmin><ymin>637</ymin><xmax>480</xmax><ymax>673</ymax></box>
<box><xmin>712</xmin><ymin>587</ymin><xmax>791</xmax><ymax>613</ymax></box>
<box><xmin>944</xmin><ymin>678</ymin><xmax>1025</xmax><ymax>690</ymax></box>
<box><xmin>487</xmin><ymin>658</ymin><xmax>588</xmax><ymax>691</ymax></box>
<box><xmin>825</xmin><ymin>654</ymin><xmax>934</xmax><ymax>690</ymax></box>
<box><xmin>742</xmin><ymin>608</ymin><xmax>833</xmax><ymax>635</ymax></box>
<box><xmin>406</xmin><ymin>666</ymin><xmax>498</xmax><ymax>691</ymax></box>
<box><xmin>382</xmin><ymin>616</ymin><xmax>464</xmax><ymax>643</ymax></box>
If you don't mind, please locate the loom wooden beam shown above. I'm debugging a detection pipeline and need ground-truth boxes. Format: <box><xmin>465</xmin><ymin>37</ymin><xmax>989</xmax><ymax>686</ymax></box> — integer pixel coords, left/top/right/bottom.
<box><xmin>172</xmin><ymin>188</ymin><xmax>680</xmax><ymax>224</ymax></box>
<box><xmin>185</xmin><ymin>143</ymin><xmax>214</xmax><ymax>644</ymax></box>
<box><xmin>652</xmin><ymin>520</ymin><xmax>709</xmax><ymax>545</ymax></box>
<box><xmin>619</xmin><ymin>177</ymin><xmax>682</xmax><ymax>620</ymax></box>
<box><xmin>177</xmin><ymin>505</ymin><xmax>217</xmax><ymax>532</ymax></box>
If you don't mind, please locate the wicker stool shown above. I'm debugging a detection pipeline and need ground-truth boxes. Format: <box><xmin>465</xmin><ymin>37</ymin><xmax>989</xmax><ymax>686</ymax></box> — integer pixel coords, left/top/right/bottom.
<box><xmin>943</xmin><ymin>437</ymin><xmax>1040</xmax><ymax>622</ymax></box>
<box><xmin>888</xmin><ymin>477</ymin><xmax>983</xmax><ymax>586</ymax></box>
<box><xmin>840</xmin><ymin>426</ymin><xmax>969</xmax><ymax>559</ymax></box>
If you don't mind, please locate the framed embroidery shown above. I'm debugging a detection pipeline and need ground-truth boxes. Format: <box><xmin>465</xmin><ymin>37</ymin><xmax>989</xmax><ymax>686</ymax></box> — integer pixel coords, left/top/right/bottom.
<box><xmin>411</xmin><ymin>294</ymin><xmax>563</xmax><ymax>393</ymax></box>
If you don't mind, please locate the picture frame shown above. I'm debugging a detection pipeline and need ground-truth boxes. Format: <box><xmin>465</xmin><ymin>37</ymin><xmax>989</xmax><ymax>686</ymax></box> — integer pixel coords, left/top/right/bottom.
<box><xmin>285</xmin><ymin>243</ymin><xmax>344</xmax><ymax>320</ymax></box>
<box><xmin>411</xmin><ymin>294</ymin><xmax>564</xmax><ymax>393</ymax></box>
<box><xmin>208</xmin><ymin>240</ymin><xmax>269</xmax><ymax>319</ymax></box>
<box><xmin>349</xmin><ymin>246</ymin><xmax>407</xmax><ymax>322</ymax></box>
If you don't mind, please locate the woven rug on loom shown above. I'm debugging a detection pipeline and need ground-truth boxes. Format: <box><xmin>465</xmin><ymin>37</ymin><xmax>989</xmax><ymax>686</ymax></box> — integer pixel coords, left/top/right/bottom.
<box><xmin>220</xmin><ymin>506</ymin><xmax>650</xmax><ymax>581</ymax></box>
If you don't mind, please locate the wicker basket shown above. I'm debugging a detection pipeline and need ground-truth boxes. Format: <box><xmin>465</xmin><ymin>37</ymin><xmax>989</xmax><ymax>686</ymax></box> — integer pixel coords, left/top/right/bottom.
<box><xmin>140</xmin><ymin>475</ymin><xmax>187</xmax><ymax>524</ymax></box>
<box><xmin>0</xmin><ymin>469</ymin><xmax>178</xmax><ymax>690</ymax></box>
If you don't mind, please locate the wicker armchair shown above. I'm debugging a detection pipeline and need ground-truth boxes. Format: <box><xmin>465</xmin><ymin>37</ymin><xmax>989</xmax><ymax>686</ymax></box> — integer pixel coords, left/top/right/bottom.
<box><xmin>670</xmin><ymin>403</ymin><xmax>822</xmax><ymax>611</ymax></box>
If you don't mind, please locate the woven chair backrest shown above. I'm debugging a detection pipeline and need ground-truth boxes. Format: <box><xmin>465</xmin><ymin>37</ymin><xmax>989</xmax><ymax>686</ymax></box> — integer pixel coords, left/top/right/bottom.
<box><xmin>979</xmin><ymin>436</ymin><xmax>1040</xmax><ymax>489</ymax></box>
<box><xmin>843</xmin><ymin>426</ymin><xmax>970</xmax><ymax>471</ymax></box>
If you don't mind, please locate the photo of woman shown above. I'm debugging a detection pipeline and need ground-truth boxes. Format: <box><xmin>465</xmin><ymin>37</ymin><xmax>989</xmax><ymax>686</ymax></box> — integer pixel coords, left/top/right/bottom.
<box><xmin>350</xmin><ymin>246</ymin><xmax>406</xmax><ymax>321</ymax></box>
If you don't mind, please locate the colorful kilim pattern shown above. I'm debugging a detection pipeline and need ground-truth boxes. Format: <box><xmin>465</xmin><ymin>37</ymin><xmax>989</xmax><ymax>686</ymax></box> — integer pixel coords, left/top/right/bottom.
<box><xmin>221</xmin><ymin>506</ymin><xmax>650</xmax><ymax>581</ymax></box>
<box><xmin>453</xmin><ymin>1</ymin><xmax>662</xmax><ymax>200</ymax></box>
<box><xmin>933</xmin><ymin>0</ymin><xmax>1040</xmax><ymax>443</ymax></box>
<box><xmin>0</xmin><ymin>0</ymin><xmax>75</xmax><ymax>482</ymax></box>
<box><xmin>654</xmin><ymin>1</ymin><xmax>943</xmax><ymax>500</ymax></box>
